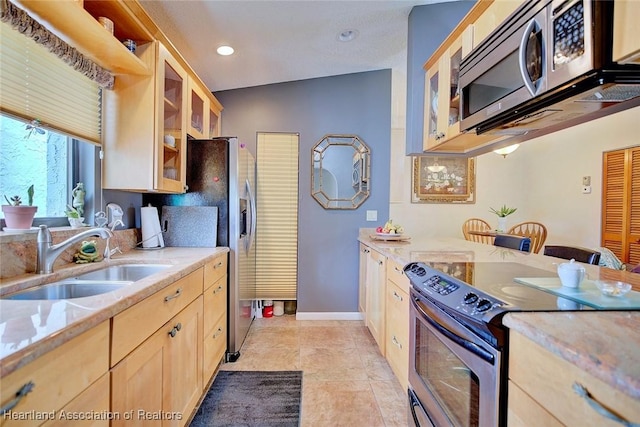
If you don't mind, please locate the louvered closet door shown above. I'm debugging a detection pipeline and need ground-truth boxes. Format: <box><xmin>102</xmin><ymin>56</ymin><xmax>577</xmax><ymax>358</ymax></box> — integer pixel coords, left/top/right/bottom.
<box><xmin>628</xmin><ymin>148</ymin><xmax>640</xmax><ymax>264</ymax></box>
<box><xmin>601</xmin><ymin>146</ymin><xmax>640</xmax><ymax>264</ymax></box>
<box><xmin>602</xmin><ymin>150</ymin><xmax>626</xmax><ymax>259</ymax></box>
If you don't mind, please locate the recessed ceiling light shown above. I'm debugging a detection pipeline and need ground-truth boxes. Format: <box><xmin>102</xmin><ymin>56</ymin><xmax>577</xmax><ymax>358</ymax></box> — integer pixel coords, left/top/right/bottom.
<box><xmin>217</xmin><ymin>45</ymin><xmax>234</xmax><ymax>56</ymax></box>
<box><xmin>337</xmin><ymin>29</ymin><xmax>359</xmax><ymax>42</ymax></box>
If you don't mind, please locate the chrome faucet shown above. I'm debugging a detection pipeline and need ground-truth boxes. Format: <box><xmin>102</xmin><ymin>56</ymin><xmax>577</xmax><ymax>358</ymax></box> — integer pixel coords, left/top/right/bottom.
<box><xmin>36</xmin><ymin>225</ymin><xmax>113</xmax><ymax>274</ymax></box>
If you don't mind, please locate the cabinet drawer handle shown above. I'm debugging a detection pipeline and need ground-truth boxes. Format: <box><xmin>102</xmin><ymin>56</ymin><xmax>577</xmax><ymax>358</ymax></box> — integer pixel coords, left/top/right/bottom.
<box><xmin>391</xmin><ymin>336</ymin><xmax>402</xmax><ymax>349</ymax></box>
<box><xmin>394</xmin><ymin>266</ymin><xmax>404</xmax><ymax>274</ymax></box>
<box><xmin>377</xmin><ymin>260</ymin><xmax>383</xmax><ymax>266</ymax></box>
<box><xmin>168</xmin><ymin>322</ymin><xmax>182</xmax><ymax>338</ymax></box>
<box><xmin>572</xmin><ymin>382</ymin><xmax>640</xmax><ymax>426</ymax></box>
<box><xmin>213</xmin><ymin>285</ymin><xmax>223</xmax><ymax>294</ymax></box>
<box><xmin>1</xmin><ymin>381</ymin><xmax>35</xmax><ymax>414</ymax></box>
<box><xmin>363</xmin><ymin>248</ymin><xmax>370</xmax><ymax>254</ymax></box>
<box><xmin>393</xmin><ymin>291</ymin><xmax>403</xmax><ymax>302</ymax></box>
<box><xmin>164</xmin><ymin>287</ymin><xmax>183</xmax><ymax>302</ymax></box>
<box><xmin>214</xmin><ymin>261</ymin><xmax>223</xmax><ymax>269</ymax></box>
<box><xmin>213</xmin><ymin>327</ymin><xmax>224</xmax><ymax>339</ymax></box>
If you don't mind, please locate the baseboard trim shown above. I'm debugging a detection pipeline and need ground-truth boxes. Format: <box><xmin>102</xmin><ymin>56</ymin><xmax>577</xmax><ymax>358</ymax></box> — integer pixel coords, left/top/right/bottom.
<box><xmin>295</xmin><ymin>312</ymin><xmax>364</xmax><ymax>321</ymax></box>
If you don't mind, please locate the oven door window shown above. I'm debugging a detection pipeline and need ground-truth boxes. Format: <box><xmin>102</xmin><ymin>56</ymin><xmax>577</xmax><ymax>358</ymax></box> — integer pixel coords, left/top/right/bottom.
<box><xmin>416</xmin><ymin>319</ymin><xmax>480</xmax><ymax>427</ymax></box>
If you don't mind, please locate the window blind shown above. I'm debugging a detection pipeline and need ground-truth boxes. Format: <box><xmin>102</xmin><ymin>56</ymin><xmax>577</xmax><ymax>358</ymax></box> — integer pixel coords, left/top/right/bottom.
<box><xmin>0</xmin><ymin>20</ymin><xmax>101</xmax><ymax>144</ymax></box>
<box><xmin>256</xmin><ymin>133</ymin><xmax>299</xmax><ymax>300</ymax></box>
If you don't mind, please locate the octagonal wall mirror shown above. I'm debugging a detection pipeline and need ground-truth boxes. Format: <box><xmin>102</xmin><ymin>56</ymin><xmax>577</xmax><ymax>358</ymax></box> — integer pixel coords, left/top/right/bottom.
<box><xmin>311</xmin><ymin>134</ymin><xmax>370</xmax><ymax>209</ymax></box>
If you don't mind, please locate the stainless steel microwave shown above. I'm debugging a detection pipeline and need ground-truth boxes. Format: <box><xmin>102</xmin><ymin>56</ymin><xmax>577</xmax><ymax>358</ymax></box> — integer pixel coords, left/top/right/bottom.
<box><xmin>459</xmin><ymin>0</ymin><xmax>640</xmax><ymax>137</ymax></box>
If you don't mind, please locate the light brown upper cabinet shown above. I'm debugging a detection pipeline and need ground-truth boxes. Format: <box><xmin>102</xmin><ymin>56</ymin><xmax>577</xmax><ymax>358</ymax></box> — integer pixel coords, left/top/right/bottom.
<box><xmin>208</xmin><ymin>98</ymin><xmax>222</xmax><ymax>139</ymax></box>
<box><xmin>12</xmin><ymin>0</ymin><xmax>153</xmax><ymax>76</ymax></box>
<box><xmin>423</xmin><ymin>33</ymin><xmax>469</xmax><ymax>150</ymax></box>
<box><xmin>602</xmin><ymin>146</ymin><xmax>640</xmax><ymax>265</ymax></box>
<box><xmin>423</xmin><ymin>27</ymin><xmax>502</xmax><ymax>153</ymax></box>
<box><xmin>472</xmin><ymin>0</ymin><xmax>522</xmax><ymax>49</ymax></box>
<box><xmin>103</xmin><ymin>41</ymin><xmax>188</xmax><ymax>193</ymax></box>
<box><xmin>613</xmin><ymin>0</ymin><xmax>640</xmax><ymax>64</ymax></box>
<box><xmin>188</xmin><ymin>77</ymin><xmax>223</xmax><ymax>140</ymax></box>
<box><xmin>188</xmin><ymin>78</ymin><xmax>208</xmax><ymax>140</ymax></box>
<box><xmin>421</xmin><ymin>1</ymin><xmax>522</xmax><ymax>154</ymax></box>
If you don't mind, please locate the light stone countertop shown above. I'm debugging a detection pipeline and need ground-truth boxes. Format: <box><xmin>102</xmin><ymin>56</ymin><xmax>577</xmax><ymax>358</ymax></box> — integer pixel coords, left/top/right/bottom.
<box><xmin>0</xmin><ymin>246</ymin><xmax>229</xmax><ymax>377</ymax></box>
<box><xmin>502</xmin><ymin>311</ymin><xmax>640</xmax><ymax>399</ymax></box>
<box><xmin>358</xmin><ymin>228</ymin><xmax>640</xmax><ymax>400</ymax></box>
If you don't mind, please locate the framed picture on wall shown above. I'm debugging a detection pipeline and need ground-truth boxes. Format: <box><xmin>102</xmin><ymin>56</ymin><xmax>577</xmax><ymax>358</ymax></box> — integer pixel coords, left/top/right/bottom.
<box><xmin>411</xmin><ymin>156</ymin><xmax>476</xmax><ymax>203</ymax></box>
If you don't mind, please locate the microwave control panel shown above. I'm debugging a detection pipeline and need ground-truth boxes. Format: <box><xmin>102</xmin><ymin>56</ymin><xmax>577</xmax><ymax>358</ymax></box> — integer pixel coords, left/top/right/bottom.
<box><xmin>553</xmin><ymin>0</ymin><xmax>585</xmax><ymax>67</ymax></box>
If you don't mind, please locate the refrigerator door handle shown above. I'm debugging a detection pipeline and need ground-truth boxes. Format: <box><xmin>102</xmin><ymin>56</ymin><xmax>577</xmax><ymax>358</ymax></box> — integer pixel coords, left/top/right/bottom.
<box><xmin>246</xmin><ymin>179</ymin><xmax>256</xmax><ymax>252</ymax></box>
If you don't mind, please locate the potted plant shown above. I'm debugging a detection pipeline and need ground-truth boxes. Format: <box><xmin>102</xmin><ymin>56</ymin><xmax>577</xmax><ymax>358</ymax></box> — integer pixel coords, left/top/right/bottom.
<box><xmin>2</xmin><ymin>185</ymin><xmax>37</xmax><ymax>230</ymax></box>
<box><xmin>489</xmin><ymin>204</ymin><xmax>517</xmax><ymax>232</ymax></box>
<box><xmin>65</xmin><ymin>205</ymin><xmax>85</xmax><ymax>228</ymax></box>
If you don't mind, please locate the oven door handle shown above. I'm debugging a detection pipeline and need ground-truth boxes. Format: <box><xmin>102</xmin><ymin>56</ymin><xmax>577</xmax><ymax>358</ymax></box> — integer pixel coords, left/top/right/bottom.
<box><xmin>413</xmin><ymin>296</ymin><xmax>495</xmax><ymax>364</ymax></box>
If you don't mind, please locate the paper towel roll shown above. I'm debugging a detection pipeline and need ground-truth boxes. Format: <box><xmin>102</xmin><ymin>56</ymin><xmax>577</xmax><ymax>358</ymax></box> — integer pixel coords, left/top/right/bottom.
<box><xmin>141</xmin><ymin>205</ymin><xmax>164</xmax><ymax>248</ymax></box>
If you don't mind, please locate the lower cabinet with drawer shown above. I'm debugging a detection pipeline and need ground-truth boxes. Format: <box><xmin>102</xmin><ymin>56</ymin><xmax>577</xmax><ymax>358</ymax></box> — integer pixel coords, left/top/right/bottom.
<box><xmin>385</xmin><ymin>259</ymin><xmax>410</xmax><ymax>390</ymax></box>
<box><xmin>202</xmin><ymin>254</ymin><xmax>228</xmax><ymax>385</ymax></box>
<box><xmin>0</xmin><ymin>321</ymin><xmax>109</xmax><ymax>427</ymax></box>
<box><xmin>508</xmin><ymin>330</ymin><xmax>640</xmax><ymax>427</ymax></box>
<box><xmin>110</xmin><ymin>267</ymin><xmax>205</xmax><ymax>427</ymax></box>
<box><xmin>359</xmin><ymin>242</ymin><xmax>411</xmax><ymax>389</ymax></box>
<box><xmin>111</xmin><ymin>296</ymin><xmax>203</xmax><ymax>427</ymax></box>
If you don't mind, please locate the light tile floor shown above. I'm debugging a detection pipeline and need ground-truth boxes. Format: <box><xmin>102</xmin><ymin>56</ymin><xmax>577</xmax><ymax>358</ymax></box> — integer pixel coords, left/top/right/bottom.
<box><xmin>220</xmin><ymin>315</ymin><xmax>409</xmax><ymax>426</ymax></box>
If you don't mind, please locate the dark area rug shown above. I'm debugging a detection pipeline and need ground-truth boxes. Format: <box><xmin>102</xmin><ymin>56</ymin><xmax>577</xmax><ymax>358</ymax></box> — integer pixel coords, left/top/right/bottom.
<box><xmin>190</xmin><ymin>370</ymin><xmax>302</xmax><ymax>427</ymax></box>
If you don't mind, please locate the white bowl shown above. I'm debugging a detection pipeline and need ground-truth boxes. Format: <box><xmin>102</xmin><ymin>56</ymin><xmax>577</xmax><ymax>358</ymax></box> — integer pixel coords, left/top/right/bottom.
<box><xmin>594</xmin><ymin>280</ymin><xmax>632</xmax><ymax>297</ymax></box>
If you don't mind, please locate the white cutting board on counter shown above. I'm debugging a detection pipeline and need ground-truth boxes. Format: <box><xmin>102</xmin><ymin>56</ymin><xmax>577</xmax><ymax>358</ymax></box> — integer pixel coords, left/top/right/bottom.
<box><xmin>161</xmin><ymin>206</ymin><xmax>218</xmax><ymax>247</ymax></box>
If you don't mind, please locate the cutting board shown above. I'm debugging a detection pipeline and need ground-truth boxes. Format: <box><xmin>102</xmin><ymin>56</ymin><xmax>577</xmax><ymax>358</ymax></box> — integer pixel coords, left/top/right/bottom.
<box><xmin>161</xmin><ymin>206</ymin><xmax>218</xmax><ymax>247</ymax></box>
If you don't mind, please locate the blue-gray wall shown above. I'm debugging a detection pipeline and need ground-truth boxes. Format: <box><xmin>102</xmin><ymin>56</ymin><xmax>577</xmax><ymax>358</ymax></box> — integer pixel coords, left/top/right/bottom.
<box><xmin>215</xmin><ymin>70</ymin><xmax>391</xmax><ymax>314</ymax></box>
<box><xmin>406</xmin><ymin>1</ymin><xmax>475</xmax><ymax>155</ymax></box>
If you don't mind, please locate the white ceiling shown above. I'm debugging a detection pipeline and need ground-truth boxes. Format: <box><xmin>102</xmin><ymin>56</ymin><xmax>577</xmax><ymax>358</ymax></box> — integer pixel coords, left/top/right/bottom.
<box><xmin>138</xmin><ymin>0</ymin><xmax>442</xmax><ymax>92</ymax></box>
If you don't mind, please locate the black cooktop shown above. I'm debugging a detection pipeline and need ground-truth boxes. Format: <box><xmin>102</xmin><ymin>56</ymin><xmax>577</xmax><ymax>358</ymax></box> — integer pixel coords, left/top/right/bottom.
<box><xmin>407</xmin><ymin>261</ymin><xmax>608</xmax><ymax>314</ymax></box>
<box><xmin>431</xmin><ymin>261</ymin><xmax>565</xmax><ymax>311</ymax></box>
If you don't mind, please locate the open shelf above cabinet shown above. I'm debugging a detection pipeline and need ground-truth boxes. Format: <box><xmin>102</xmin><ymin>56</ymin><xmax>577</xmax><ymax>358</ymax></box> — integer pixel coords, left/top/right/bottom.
<box><xmin>12</xmin><ymin>0</ymin><xmax>152</xmax><ymax>76</ymax></box>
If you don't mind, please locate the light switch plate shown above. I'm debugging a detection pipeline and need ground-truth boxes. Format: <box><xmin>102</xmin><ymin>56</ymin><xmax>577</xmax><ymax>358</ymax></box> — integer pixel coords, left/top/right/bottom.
<box><xmin>582</xmin><ymin>176</ymin><xmax>591</xmax><ymax>186</ymax></box>
<box><xmin>366</xmin><ymin>210</ymin><xmax>377</xmax><ymax>221</ymax></box>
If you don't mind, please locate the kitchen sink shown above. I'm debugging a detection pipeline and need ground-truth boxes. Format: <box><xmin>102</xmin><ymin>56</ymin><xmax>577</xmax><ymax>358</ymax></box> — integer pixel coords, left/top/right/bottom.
<box><xmin>73</xmin><ymin>264</ymin><xmax>172</xmax><ymax>282</ymax></box>
<box><xmin>2</xmin><ymin>280</ymin><xmax>130</xmax><ymax>300</ymax></box>
<box><xmin>1</xmin><ymin>264</ymin><xmax>173</xmax><ymax>301</ymax></box>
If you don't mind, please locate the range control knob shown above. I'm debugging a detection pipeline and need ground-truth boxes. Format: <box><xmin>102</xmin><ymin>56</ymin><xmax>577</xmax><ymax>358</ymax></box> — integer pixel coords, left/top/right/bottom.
<box><xmin>476</xmin><ymin>298</ymin><xmax>493</xmax><ymax>313</ymax></box>
<box><xmin>463</xmin><ymin>293</ymin><xmax>479</xmax><ymax>305</ymax></box>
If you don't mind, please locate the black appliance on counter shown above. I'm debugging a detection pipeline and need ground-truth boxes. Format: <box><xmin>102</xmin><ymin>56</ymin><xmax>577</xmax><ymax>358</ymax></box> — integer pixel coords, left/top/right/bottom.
<box><xmin>144</xmin><ymin>137</ymin><xmax>256</xmax><ymax>363</ymax></box>
<box><xmin>404</xmin><ymin>261</ymin><xmax>640</xmax><ymax>427</ymax></box>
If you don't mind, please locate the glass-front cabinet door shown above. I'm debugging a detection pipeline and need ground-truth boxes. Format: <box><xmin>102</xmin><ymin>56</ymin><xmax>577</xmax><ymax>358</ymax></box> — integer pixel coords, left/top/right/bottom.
<box><xmin>188</xmin><ymin>78</ymin><xmax>208</xmax><ymax>139</ymax></box>
<box><xmin>158</xmin><ymin>43</ymin><xmax>187</xmax><ymax>193</ymax></box>
<box><xmin>208</xmin><ymin>103</ymin><xmax>221</xmax><ymax>139</ymax></box>
<box><xmin>447</xmin><ymin>39</ymin><xmax>463</xmax><ymax>139</ymax></box>
<box><xmin>424</xmin><ymin>64</ymin><xmax>440</xmax><ymax>149</ymax></box>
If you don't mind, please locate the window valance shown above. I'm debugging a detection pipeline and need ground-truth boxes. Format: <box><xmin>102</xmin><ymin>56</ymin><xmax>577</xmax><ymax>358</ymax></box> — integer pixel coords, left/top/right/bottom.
<box><xmin>0</xmin><ymin>0</ymin><xmax>114</xmax><ymax>89</ymax></box>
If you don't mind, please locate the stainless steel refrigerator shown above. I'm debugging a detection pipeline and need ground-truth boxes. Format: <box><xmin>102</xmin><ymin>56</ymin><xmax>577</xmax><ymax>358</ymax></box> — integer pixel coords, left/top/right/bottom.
<box><xmin>144</xmin><ymin>137</ymin><xmax>256</xmax><ymax>362</ymax></box>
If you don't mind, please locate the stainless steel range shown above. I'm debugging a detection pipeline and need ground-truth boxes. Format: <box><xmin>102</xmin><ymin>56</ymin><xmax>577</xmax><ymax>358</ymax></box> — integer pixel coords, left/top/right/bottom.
<box><xmin>404</xmin><ymin>261</ymin><xmax>639</xmax><ymax>427</ymax></box>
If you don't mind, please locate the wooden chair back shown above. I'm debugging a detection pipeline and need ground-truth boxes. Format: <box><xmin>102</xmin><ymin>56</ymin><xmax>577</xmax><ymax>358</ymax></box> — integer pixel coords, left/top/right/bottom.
<box><xmin>507</xmin><ymin>222</ymin><xmax>548</xmax><ymax>254</ymax></box>
<box><xmin>462</xmin><ymin>218</ymin><xmax>494</xmax><ymax>245</ymax></box>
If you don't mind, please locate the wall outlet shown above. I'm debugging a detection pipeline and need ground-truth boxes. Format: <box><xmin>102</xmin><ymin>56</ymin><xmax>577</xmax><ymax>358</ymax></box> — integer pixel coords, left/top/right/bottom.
<box><xmin>366</xmin><ymin>210</ymin><xmax>378</xmax><ymax>221</ymax></box>
<box><xmin>582</xmin><ymin>186</ymin><xmax>592</xmax><ymax>194</ymax></box>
